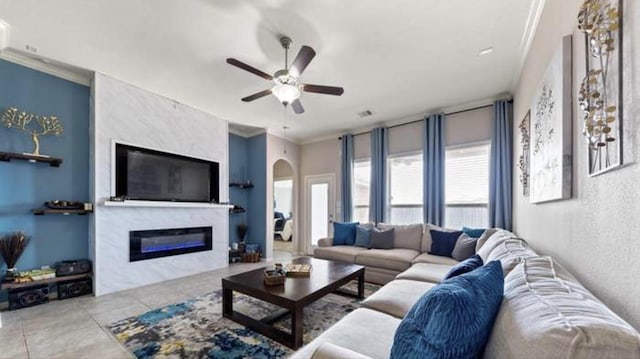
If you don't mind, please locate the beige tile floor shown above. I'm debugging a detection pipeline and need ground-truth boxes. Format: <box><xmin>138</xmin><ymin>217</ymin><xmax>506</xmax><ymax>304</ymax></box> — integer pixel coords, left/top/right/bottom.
<box><xmin>0</xmin><ymin>261</ymin><xmax>271</xmax><ymax>359</ymax></box>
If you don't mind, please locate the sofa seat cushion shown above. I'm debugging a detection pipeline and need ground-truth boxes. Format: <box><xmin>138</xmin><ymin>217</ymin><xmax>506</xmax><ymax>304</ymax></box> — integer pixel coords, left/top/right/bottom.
<box><xmin>485</xmin><ymin>256</ymin><xmax>640</xmax><ymax>358</ymax></box>
<box><xmin>362</xmin><ymin>279</ymin><xmax>436</xmax><ymax>318</ymax></box>
<box><xmin>411</xmin><ymin>252</ymin><xmax>459</xmax><ymax>266</ymax></box>
<box><xmin>310</xmin><ymin>343</ymin><xmax>372</xmax><ymax>359</ymax></box>
<box><xmin>289</xmin><ymin>308</ymin><xmax>401</xmax><ymax>359</ymax></box>
<box><xmin>314</xmin><ymin>245</ymin><xmax>368</xmax><ymax>263</ymax></box>
<box><xmin>355</xmin><ymin>248</ymin><xmax>420</xmax><ymax>272</ymax></box>
<box><xmin>396</xmin><ymin>262</ymin><xmax>455</xmax><ymax>283</ymax></box>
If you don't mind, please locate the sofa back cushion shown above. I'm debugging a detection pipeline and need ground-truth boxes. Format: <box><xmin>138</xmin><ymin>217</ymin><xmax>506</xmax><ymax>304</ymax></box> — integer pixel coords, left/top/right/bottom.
<box><xmin>421</xmin><ymin>224</ymin><xmax>456</xmax><ymax>252</ymax></box>
<box><xmin>391</xmin><ymin>261</ymin><xmax>504</xmax><ymax>359</ymax></box>
<box><xmin>377</xmin><ymin>223</ymin><xmax>423</xmax><ymax>251</ymax></box>
<box><xmin>477</xmin><ymin>230</ymin><xmax>538</xmax><ymax>276</ymax></box>
<box><xmin>485</xmin><ymin>256</ymin><xmax>640</xmax><ymax>358</ymax></box>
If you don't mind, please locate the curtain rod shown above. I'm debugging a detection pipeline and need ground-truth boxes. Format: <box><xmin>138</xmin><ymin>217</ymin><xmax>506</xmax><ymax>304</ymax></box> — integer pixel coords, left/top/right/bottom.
<box><xmin>338</xmin><ymin>101</ymin><xmax>510</xmax><ymax>140</ymax></box>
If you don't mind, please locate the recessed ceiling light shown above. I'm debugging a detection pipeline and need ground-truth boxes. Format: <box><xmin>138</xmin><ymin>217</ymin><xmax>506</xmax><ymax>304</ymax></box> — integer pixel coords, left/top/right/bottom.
<box><xmin>479</xmin><ymin>47</ymin><xmax>494</xmax><ymax>56</ymax></box>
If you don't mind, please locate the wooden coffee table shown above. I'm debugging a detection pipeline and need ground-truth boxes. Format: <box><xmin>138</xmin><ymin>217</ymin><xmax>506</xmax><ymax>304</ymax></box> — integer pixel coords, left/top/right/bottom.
<box><xmin>222</xmin><ymin>257</ymin><xmax>365</xmax><ymax>349</ymax></box>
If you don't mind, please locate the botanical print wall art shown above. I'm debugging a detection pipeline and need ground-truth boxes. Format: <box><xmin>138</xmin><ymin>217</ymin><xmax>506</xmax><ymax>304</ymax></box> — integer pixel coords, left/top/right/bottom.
<box><xmin>529</xmin><ymin>36</ymin><xmax>573</xmax><ymax>204</ymax></box>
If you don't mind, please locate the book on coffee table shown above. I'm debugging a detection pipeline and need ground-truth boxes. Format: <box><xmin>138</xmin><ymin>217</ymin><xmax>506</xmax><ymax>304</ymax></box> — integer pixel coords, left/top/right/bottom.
<box><xmin>284</xmin><ymin>264</ymin><xmax>312</xmax><ymax>277</ymax></box>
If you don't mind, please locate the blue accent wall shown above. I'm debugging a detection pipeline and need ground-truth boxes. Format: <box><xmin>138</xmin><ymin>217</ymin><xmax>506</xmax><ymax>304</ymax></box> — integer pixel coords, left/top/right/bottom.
<box><xmin>247</xmin><ymin>133</ymin><xmax>267</xmax><ymax>253</ymax></box>
<box><xmin>228</xmin><ymin>133</ymin><xmax>249</xmax><ymax>245</ymax></box>
<box><xmin>0</xmin><ymin>60</ymin><xmax>90</xmax><ymax>284</ymax></box>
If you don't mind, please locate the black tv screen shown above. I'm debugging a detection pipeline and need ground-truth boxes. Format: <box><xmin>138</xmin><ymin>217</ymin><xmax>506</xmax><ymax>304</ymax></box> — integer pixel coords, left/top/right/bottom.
<box><xmin>115</xmin><ymin>143</ymin><xmax>219</xmax><ymax>203</ymax></box>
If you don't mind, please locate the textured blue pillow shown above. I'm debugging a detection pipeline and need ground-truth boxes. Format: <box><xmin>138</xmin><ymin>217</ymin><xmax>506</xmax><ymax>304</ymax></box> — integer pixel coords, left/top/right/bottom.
<box><xmin>354</xmin><ymin>224</ymin><xmax>373</xmax><ymax>248</ymax></box>
<box><xmin>333</xmin><ymin>222</ymin><xmax>359</xmax><ymax>246</ymax></box>
<box><xmin>444</xmin><ymin>254</ymin><xmax>484</xmax><ymax>280</ymax></box>
<box><xmin>462</xmin><ymin>226</ymin><xmax>487</xmax><ymax>238</ymax></box>
<box><xmin>391</xmin><ymin>261</ymin><xmax>504</xmax><ymax>359</ymax></box>
<box><xmin>429</xmin><ymin>230</ymin><xmax>463</xmax><ymax>257</ymax></box>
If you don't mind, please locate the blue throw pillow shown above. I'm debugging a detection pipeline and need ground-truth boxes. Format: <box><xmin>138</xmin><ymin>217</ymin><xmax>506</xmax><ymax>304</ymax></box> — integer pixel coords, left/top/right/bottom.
<box><xmin>429</xmin><ymin>230</ymin><xmax>463</xmax><ymax>257</ymax></box>
<box><xmin>354</xmin><ymin>224</ymin><xmax>373</xmax><ymax>248</ymax></box>
<box><xmin>333</xmin><ymin>222</ymin><xmax>359</xmax><ymax>246</ymax></box>
<box><xmin>391</xmin><ymin>261</ymin><xmax>504</xmax><ymax>359</ymax></box>
<box><xmin>462</xmin><ymin>226</ymin><xmax>487</xmax><ymax>238</ymax></box>
<box><xmin>444</xmin><ymin>254</ymin><xmax>484</xmax><ymax>280</ymax></box>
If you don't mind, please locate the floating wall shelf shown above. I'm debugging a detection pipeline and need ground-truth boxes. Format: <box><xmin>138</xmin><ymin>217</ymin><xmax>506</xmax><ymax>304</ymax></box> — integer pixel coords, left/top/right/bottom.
<box><xmin>229</xmin><ymin>182</ymin><xmax>254</xmax><ymax>189</ymax></box>
<box><xmin>0</xmin><ymin>151</ymin><xmax>63</xmax><ymax>167</ymax></box>
<box><xmin>32</xmin><ymin>208</ymin><xmax>93</xmax><ymax>216</ymax></box>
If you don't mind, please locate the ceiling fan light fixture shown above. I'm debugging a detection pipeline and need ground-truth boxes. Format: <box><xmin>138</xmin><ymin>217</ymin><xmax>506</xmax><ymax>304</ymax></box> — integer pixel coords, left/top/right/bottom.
<box><xmin>272</xmin><ymin>83</ymin><xmax>300</xmax><ymax>105</ymax></box>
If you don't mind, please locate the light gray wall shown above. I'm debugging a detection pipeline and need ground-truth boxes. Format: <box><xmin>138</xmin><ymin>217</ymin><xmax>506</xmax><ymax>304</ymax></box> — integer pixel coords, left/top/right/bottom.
<box><xmin>513</xmin><ymin>0</ymin><xmax>640</xmax><ymax>328</ymax></box>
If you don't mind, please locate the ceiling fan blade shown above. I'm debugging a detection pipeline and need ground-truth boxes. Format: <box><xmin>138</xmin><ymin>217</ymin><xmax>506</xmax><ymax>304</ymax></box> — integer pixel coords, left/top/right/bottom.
<box><xmin>289</xmin><ymin>46</ymin><xmax>316</xmax><ymax>77</ymax></box>
<box><xmin>291</xmin><ymin>99</ymin><xmax>305</xmax><ymax>114</ymax></box>
<box><xmin>302</xmin><ymin>84</ymin><xmax>344</xmax><ymax>96</ymax></box>
<box><xmin>241</xmin><ymin>89</ymin><xmax>273</xmax><ymax>102</ymax></box>
<box><xmin>227</xmin><ymin>58</ymin><xmax>273</xmax><ymax>80</ymax></box>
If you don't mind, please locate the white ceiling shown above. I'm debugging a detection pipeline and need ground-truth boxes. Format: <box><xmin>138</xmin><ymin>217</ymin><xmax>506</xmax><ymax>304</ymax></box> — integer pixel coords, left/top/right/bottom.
<box><xmin>0</xmin><ymin>0</ymin><xmax>539</xmax><ymax>142</ymax></box>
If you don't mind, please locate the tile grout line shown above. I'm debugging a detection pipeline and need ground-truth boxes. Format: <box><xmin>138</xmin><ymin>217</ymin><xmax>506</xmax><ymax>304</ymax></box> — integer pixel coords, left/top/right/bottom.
<box><xmin>21</xmin><ymin>320</ymin><xmax>30</xmax><ymax>359</ymax></box>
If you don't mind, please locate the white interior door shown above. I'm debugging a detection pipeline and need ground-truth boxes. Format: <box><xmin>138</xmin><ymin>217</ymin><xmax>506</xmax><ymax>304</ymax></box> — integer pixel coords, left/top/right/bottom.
<box><xmin>305</xmin><ymin>174</ymin><xmax>335</xmax><ymax>254</ymax></box>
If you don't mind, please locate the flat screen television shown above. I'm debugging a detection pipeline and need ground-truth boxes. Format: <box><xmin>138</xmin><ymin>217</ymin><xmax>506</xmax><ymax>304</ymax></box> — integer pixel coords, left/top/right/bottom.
<box><xmin>115</xmin><ymin>143</ymin><xmax>219</xmax><ymax>203</ymax></box>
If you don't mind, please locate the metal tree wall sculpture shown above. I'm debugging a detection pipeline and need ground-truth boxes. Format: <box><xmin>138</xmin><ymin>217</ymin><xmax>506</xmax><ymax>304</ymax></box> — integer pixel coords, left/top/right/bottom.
<box><xmin>577</xmin><ymin>0</ymin><xmax>622</xmax><ymax>174</ymax></box>
<box><xmin>1</xmin><ymin>107</ymin><xmax>64</xmax><ymax>156</ymax></box>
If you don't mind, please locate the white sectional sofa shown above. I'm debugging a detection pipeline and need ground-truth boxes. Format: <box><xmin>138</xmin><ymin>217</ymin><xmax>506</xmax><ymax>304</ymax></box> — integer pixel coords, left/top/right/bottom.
<box><xmin>292</xmin><ymin>228</ymin><xmax>640</xmax><ymax>359</ymax></box>
<box><xmin>314</xmin><ymin>223</ymin><xmax>458</xmax><ymax>284</ymax></box>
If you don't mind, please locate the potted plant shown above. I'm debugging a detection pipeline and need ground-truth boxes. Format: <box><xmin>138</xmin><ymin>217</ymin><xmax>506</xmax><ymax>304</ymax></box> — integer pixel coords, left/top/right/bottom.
<box><xmin>0</xmin><ymin>232</ymin><xmax>30</xmax><ymax>282</ymax></box>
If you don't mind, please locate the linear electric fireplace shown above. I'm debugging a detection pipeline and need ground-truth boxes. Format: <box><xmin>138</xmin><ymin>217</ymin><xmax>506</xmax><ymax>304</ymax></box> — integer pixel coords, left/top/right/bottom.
<box><xmin>130</xmin><ymin>226</ymin><xmax>213</xmax><ymax>262</ymax></box>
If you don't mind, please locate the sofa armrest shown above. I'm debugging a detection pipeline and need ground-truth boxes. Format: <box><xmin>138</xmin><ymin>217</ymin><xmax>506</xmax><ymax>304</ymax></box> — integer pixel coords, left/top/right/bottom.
<box><xmin>311</xmin><ymin>342</ymin><xmax>372</xmax><ymax>359</ymax></box>
<box><xmin>317</xmin><ymin>237</ymin><xmax>333</xmax><ymax>247</ymax></box>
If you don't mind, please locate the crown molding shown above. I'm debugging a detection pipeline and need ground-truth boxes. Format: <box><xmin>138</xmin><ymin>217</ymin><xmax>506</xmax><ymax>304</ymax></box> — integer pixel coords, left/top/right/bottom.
<box><xmin>0</xmin><ymin>48</ymin><xmax>93</xmax><ymax>86</ymax></box>
<box><xmin>511</xmin><ymin>0</ymin><xmax>546</xmax><ymax>91</ymax></box>
<box><xmin>0</xmin><ymin>20</ymin><xmax>9</xmax><ymax>51</ymax></box>
<box><xmin>228</xmin><ymin>126</ymin><xmax>266</xmax><ymax>139</ymax></box>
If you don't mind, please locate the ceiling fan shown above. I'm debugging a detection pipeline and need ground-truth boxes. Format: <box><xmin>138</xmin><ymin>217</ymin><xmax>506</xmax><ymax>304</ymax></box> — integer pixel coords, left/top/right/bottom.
<box><xmin>226</xmin><ymin>36</ymin><xmax>344</xmax><ymax>114</ymax></box>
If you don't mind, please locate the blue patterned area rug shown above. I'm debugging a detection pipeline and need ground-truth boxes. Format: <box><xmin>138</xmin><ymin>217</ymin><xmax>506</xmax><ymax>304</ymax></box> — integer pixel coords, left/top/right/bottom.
<box><xmin>108</xmin><ymin>281</ymin><xmax>379</xmax><ymax>359</ymax></box>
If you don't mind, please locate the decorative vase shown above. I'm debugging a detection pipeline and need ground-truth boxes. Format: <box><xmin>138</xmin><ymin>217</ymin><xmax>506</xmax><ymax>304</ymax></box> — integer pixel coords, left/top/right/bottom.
<box><xmin>3</xmin><ymin>268</ymin><xmax>17</xmax><ymax>283</ymax></box>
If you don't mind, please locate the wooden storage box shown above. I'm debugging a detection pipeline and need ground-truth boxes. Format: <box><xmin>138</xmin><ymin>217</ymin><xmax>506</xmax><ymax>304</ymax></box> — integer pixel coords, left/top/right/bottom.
<box><xmin>263</xmin><ymin>269</ymin><xmax>285</xmax><ymax>286</ymax></box>
<box><xmin>242</xmin><ymin>252</ymin><xmax>261</xmax><ymax>263</ymax></box>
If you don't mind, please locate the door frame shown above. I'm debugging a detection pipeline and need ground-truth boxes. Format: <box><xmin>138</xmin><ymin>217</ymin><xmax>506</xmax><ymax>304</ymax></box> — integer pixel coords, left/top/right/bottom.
<box><xmin>303</xmin><ymin>173</ymin><xmax>336</xmax><ymax>255</ymax></box>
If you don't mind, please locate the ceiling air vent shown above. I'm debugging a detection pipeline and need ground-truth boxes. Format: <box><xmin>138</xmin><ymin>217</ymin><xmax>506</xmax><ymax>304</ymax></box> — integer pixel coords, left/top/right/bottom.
<box><xmin>358</xmin><ymin>109</ymin><xmax>374</xmax><ymax>118</ymax></box>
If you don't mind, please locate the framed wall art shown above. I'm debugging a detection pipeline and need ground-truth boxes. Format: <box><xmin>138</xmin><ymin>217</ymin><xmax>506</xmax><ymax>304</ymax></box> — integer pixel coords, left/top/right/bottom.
<box><xmin>578</xmin><ymin>0</ymin><xmax>623</xmax><ymax>176</ymax></box>
<box><xmin>518</xmin><ymin>110</ymin><xmax>530</xmax><ymax>197</ymax></box>
<box><xmin>529</xmin><ymin>35</ymin><xmax>573</xmax><ymax>204</ymax></box>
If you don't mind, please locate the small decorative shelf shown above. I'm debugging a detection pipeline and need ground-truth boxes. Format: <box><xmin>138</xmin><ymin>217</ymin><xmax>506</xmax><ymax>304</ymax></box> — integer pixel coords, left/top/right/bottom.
<box><xmin>229</xmin><ymin>207</ymin><xmax>246</xmax><ymax>214</ymax></box>
<box><xmin>0</xmin><ymin>151</ymin><xmax>63</xmax><ymax>167</ymax></box>
<box><xmin>32</xmin><ymin>208</ymin><xmax>93</xmax><ymax>216</ymax></box>
<box><xmin>230</xmin><ymin>182</ymin><xmax>254</xmax><ymax>189</ymax></box>
<box><xmin>1</xmin><ymin>273</ymin><xmax>92</xmax><ymax>290</ymax></box>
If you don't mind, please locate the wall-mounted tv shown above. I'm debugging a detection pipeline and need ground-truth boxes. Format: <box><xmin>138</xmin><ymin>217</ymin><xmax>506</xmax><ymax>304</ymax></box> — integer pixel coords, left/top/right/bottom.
<box><xmin>115</xmin><ymin>143</ymin><xmax>219</xmax><ymax>203</ymax></box>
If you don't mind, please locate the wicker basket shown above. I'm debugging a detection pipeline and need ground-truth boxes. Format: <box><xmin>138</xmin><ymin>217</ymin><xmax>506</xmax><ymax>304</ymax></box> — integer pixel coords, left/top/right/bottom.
<box><xmin>263</xmin><ymin>270</ymin><xmax>285</xmax><ymax>286</ymax></box>
<box><xmin>242</xmin><ymin>252</ymin><xmax>261</xmax><ymax>263</ymax></box>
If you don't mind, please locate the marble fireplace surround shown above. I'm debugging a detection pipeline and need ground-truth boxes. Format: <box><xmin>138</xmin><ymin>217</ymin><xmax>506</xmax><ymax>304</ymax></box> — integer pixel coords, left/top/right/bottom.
<box><xmin>90</xmin><ymin>74</ymin><xmax>229</xmax><ymax>296</ymax></box>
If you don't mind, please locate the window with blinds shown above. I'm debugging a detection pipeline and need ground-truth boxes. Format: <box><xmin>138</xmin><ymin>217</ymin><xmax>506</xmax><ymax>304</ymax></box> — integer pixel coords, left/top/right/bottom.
<box><xmin>388</xmin><ymin>152</ymin><xmax>423</xmax><ymax>224</ymax></box>
<box><xmin>352</xmin><ymin>159</ymin><xmax>371</xmax><ymax>223</ymax></box>
<box><xmin>445</xmin><ymin>143</ymin><xmax>490</xmax><ymax>229</ymax></box>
